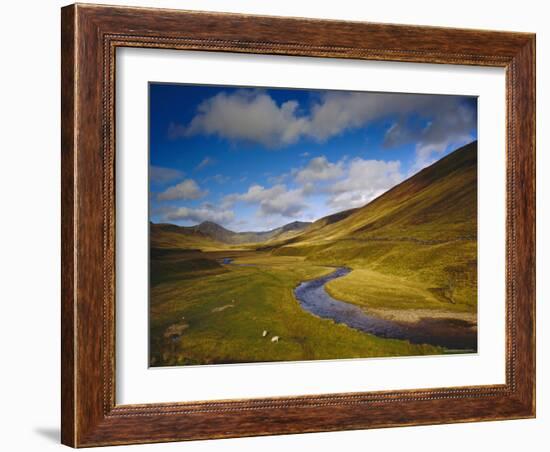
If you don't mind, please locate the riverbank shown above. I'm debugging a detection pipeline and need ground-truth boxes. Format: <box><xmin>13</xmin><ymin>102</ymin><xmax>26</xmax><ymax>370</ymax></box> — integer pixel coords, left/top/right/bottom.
<box><xmin>150</xmin><ymin>252</ymin><xmax>443</xmax><ymax>366</ymax></box>
<box><xmin>294</xmin><ymin>266</ymin><xmax>477</xmax><ymax>351</ymax></box>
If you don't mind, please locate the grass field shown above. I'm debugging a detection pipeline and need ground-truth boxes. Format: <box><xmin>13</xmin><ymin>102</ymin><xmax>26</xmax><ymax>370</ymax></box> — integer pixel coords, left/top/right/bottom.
<box><xmin>149</xmin><ymin>251</ymin><xmax>442</xmax><ymax>366</ymax></box>
<box><xmin>277</xmin><ymin>238</ymin><xmax>477</xmax><ymax>314</ymax></box>
<box><xmin>149</xmin><ymin>142</ymin><xmax>478</xmax><ymax>366</ymax></box>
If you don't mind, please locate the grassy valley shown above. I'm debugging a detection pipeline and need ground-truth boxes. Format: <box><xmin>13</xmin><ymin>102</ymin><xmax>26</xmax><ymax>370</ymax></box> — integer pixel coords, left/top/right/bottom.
<box><xmin>149</xmin><ymin>141</ymin><xmax>478</xmax><ymax>366</ymax></box>
<box><xmin>275</xmin><ymin>142</ymin><xmax>477</xmax><ymax>320</ymax></box>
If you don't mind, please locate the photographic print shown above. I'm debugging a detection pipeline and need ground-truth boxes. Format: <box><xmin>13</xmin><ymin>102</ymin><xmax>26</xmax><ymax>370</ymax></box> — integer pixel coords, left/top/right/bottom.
<box><xmin>149</xmin><ymin>84</ymin><xmax>478</xmax><ymax>367</ymax></box>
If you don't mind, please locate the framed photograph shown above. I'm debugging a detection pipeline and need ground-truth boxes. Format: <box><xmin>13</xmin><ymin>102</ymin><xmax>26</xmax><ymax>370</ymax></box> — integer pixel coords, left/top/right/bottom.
<box><xmin>61</xmin><ymin>3</ymin><xmax>535</xmax><ymax>447</ymax></box>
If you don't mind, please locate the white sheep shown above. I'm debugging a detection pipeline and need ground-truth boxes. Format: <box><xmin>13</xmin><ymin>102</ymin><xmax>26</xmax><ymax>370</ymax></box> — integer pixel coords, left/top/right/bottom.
<box><xmin>262</xmin><ymin>330</ymin><xmax>268</xmax><ymax>337</ymax></box>
<box><xmin>271</xmin><ymin>336</ymin><xmax>279</xmax><ymax>343</ymax></box>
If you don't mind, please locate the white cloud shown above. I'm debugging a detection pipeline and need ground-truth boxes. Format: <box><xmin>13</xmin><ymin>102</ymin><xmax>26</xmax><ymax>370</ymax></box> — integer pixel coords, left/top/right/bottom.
<box><xmin>267</xmin><ymin>172</ymin><xmax>290</xmax><ymax>185</ymax></box>
<box><xmin>157</xmin><ymin>179</ymin><xmax>207</xmax><ymax>201</ymax></box>
<box><xmin>301</xmin><ymin>182</ymin><xmax>316</xmax><ymax>195</ymax></box>
<box><xmin>182</xmin><ymin>90</ymin><xmax>308</xmax><ymax>147</ymax></box>
<box><xmin>195</xmin><ymin>156</ymin><xmax>216</xmax><ymax>171</ymax></box>
<box><xmin>294</xmin><ymin>156</ymin><xmax>344</xmax><ymax>184</ymax></box>
<box><xmin>176</xmin><ymin>89</ymin><xmax>476</xmax><ymax>153</ymax></box>
<box><xmin>163</xmin><ymin>205</ymin><xmax>235</xmax><ymax>225</ymax></box>
<box><xmin>226</xmin><ymin>184</ymin><xmax>281</xmax><ymax>204</ymax></box>
<box><xmin>223</xmin><ymin>184</ymin><xmax>306</xmax><ymax>218</ymax></box>
<box><xmin>259</xmin><ymin>188</ymin><xmax>305</xmax><ymax>217</ymax></box>
<box><xmin>221</xmin><ymin>154</ymin><xmax>406</xmax><ymax>219</ymax></box>
<box><xmin>149</xmin><ymin>165</ymin><xmax>183</xmax><ymax>183</ymax></box>
<box><xmin>328</xmin><ymin>158</ymin><xmax>403</xmax><ymax>210</ymax></box>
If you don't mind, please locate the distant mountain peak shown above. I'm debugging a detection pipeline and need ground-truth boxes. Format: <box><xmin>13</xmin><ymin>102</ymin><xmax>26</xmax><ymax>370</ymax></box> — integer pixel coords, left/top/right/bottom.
<box><xmin>199</xmin><ymin>220</ymin><xmax>221</xmax><ymax>227</ymax></box>
<box><xmin>152</xmin><ymin>219</ymin><xmax>312</xmax><ymax>245</ymax></box>
<box><xmin>279</xmin><ymin>220</ymin><xmax>311</xmax><ymax>232</ymax></box>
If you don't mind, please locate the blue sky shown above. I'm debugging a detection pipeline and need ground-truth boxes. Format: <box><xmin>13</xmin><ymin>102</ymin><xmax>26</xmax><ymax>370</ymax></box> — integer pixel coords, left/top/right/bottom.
<box><xmin>149</xmin><ymin>83</ymin><xmax>477</xmax><ymax>232</ymax></box>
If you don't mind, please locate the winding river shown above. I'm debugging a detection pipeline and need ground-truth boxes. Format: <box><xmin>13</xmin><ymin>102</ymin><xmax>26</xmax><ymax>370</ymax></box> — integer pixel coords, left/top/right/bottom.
<box><xmin>294</xmin><ymin>267</ymin><xmax>477</xmax><ymax>351</ymax></box>
<box><xmin>222</xmin><ymin>258</ymin><xmax>476</xmax><ymax>351</ymax></box>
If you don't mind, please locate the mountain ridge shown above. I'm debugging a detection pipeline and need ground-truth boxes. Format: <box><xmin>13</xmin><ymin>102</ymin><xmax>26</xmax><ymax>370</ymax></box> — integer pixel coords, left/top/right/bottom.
<box><xmin>150</xmin><ymin>219</ymin><xmax>312</xmax><ymax>246</ymax></box>
<box><xmin>285</xmin><ymin>140</ymin><xmax>477</xmax><ymax>246</ymax></box>
<box><xmin>152</xmin><ymin>140</ymin><xmax>476</xmax><ymax>251</ymax></box>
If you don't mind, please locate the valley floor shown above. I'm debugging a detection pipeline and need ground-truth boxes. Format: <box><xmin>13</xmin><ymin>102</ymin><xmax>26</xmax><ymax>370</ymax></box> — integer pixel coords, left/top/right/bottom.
<box><xmin>149</xmin><ymin>248</ymin><xmax>476</xmax><ymax>367</ymax></box>
<box><xmin>149</xmin><ymin>143</ymin><xmax>479</xmax><ymax>366</ymax></box>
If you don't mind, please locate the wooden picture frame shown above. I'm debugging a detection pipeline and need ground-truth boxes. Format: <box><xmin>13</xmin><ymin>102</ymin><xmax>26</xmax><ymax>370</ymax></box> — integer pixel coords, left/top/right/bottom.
<box><xmin>61</xmin><ymin>3</ymin><xmax>535</xmax><ymax>447</ymax></box>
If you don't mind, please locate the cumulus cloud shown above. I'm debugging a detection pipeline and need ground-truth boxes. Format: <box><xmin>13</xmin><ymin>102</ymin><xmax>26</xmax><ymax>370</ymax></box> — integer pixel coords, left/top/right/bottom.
<box><xmin>301</xmin><ymin>182</ymin><xmax>316</xmax><ymax>195</ymax></box>
<box><xmin>150</xmin><ymin>165</ymin><xmax>184</xmax><ymax>183</ymax></box>
<box><xmin>294</xmin><ymin>156</ymin><xmax>344</xmax><ymax>184</ymax></box>
<box><xmin>267</xmin><ymin>173</ymin><xmax>290</xmax><ymax>185</ymax></box>
<box><xmin>157</xmin><ymin>179</ymin><xmax>207</xmax><ymax>201</ymax></box>
<box><xmin>327</xmin><ymin>158</ymin><xmax>404</xmax><ymax>210</ymax></box>
<box><xmin>183</xmin><ymin>90</ymin><xmax>308</xmax><ymax>147</ymax></box>
<box><xmin>175</xmin><ymin>90</ymin><xmax>476</xmax><ymax>154</ymax></box>
<box><xmin>223</xmin><ymin>184</ymin><xmax>306</xmax><ymax>218</ymax></box>
<box><xmin>230</xmin><ymin>154</ymin><xmax>404</xmax><ymax>215</ymax></box>
<box><xmin>163</xmin><ymin>204</ymin><xmax>235</xmax><ymax>225</ymax></box>
<box><xmin>259</xmin><ymin>188</ymin><xmax>306</xmax><ymax>217</ymax></box>
<box><xmin>195</xmin><ymin>156</ymin><xmax>216</xmax><ymax>171</ymax></box>
<box><xmin>225</xmin><ymin>184</ymin><xmax>281</xmax><ymax>204</ymax></box>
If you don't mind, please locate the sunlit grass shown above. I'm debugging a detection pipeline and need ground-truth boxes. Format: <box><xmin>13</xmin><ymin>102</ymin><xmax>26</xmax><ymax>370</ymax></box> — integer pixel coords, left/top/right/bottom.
<box><xmin>149</xmin><ymin>253</ymin><xmax>442</xmax><ymax>366</ymax></box>
<box><xmin>149</xmin><ymin>143</ymin><xmax>477</xmax><ymax>366</ymax></box>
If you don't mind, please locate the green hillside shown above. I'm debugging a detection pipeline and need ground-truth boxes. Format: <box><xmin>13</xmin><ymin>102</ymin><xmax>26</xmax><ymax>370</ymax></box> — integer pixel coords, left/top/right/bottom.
<box><xmin>150</xmin><ymin>222</ymin><xmax>226</xmax><ymax>250</ymax></box>
<box><xmin>150</xmin><ymin>220</ymin><xmax>311</xmax><ymax>247</ymax></box>
<box><xmin>149</xmin><ymin>220</ymin><xmax>313</xmax><ymax>286</ymax></box>
<box><xmin>273</xmin><ymin>141</ymin><xmax>478</xmax><ymax>315</ymax></box>
<box><xmin>149</xmin><ymin>142</ymin><xmax>478</xmax><ymax>366</ymax></box>
<box><xmin>285</xmin><ymin>141</ymin><xmax>476</xmax><ymax>244</ymax></box>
